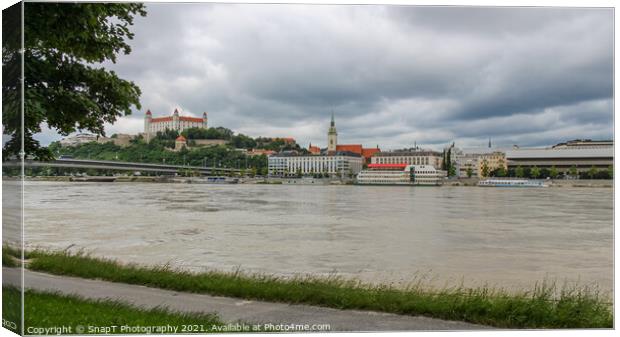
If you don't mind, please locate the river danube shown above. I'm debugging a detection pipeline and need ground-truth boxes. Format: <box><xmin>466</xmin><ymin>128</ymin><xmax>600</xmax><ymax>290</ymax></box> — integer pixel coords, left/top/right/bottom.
<box><xmin>22</xmin><ymin>181</ymin><xmax>613</xmax><ymax>292</ymax></box>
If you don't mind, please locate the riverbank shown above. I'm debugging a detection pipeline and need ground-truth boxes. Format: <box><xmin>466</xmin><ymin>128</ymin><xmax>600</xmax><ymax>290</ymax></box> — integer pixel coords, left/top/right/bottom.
<box><xmin>3</xmin><ymin>247</ymin><xmax>612</xmax><ymax>329</ymax></box>
<box><xmin>15</xmin><ymin>175</ymin><xmax>615</xmax><ymax>187</ymax></box>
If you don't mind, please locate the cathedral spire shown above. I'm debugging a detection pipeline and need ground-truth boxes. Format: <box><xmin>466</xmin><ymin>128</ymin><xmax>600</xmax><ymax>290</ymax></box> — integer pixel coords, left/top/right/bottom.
<box><xmin>327</xmin><ymin>111</ymin><xmax>338</xmax><ymax>152</ymax></box>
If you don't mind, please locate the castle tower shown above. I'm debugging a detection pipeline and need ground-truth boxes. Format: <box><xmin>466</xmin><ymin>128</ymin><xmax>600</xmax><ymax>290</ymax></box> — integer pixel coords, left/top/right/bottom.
<box><xmin>202</xmin><ymin>112</ymin><xmax>208</xmax><ymax>129</ymax></box>
<box><xmin>144</xmin><ymin>109</ymin><xmax>152</xmax><ymax>142</ymax></box>
<box><xmin>327</xmin><ymin>112</ymin><xmax>338</xmax><ymax>153</ymax></box>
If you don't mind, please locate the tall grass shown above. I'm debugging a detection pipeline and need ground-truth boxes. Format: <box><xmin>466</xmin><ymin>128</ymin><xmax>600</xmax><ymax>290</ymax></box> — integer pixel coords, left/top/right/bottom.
<box><xmin>2</xmin><ymin>286</ymin><xmax>225</xmax><ymax>334</ymax></box>
<box><xmin>13</xmin><ymin>248</ymin><xmax>612</xmax><ymax>329</ymax></box>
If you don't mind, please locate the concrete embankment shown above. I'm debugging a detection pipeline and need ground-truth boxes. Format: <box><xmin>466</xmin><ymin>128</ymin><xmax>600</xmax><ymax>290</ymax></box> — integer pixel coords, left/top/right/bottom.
<box><xmin>20</xmin><ymin>176</ymin><xmax>614</xmax><ymax>187</ymax></box>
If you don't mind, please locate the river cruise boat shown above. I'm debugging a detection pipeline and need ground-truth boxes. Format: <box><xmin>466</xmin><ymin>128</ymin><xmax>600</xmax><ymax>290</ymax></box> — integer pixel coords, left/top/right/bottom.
<box><xmin>356</xmin><ymin>164</ymin><xmax>445</xmax><ymax>186</ymax></box>
<box><xmin>477</xmin><ymin>179</ymin><xmax>549</xmax><ymax>187</ymax></box>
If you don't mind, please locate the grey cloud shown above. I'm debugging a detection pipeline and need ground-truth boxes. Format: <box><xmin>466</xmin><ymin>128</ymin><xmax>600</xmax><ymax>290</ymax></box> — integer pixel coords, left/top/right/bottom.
<box><xmin>35</xmin><ymin>4</ymin><xmax>613</xmax><ymax>151</ymax></box>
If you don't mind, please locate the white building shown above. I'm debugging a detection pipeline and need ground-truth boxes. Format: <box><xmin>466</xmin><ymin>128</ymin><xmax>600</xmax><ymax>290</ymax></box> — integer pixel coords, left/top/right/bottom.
<box><xmin>144</xmin><ymin>108</ymin><xmax>208</xmax><ymax>142</ymax></box>
<box><xmin>268</xmin><ymin>151</ymin><xmax>363</xmax><ymax>177</ymax></box>
<box><xmin>370</xmin><ymin>149</ymin><xmax>443</xmax><ymax>168</ymax></box>
<box><xmin>506</xmin><ymin>140</ymin><xmax>613</xmax><ymax>172</ymax></box>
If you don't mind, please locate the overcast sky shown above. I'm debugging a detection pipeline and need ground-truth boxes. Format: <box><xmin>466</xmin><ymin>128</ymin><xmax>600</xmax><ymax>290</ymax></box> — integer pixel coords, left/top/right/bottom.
<box><xmin>35</xmin><ymin>4</ymin><xmax>613</xmax><ymax>150</ymax></box>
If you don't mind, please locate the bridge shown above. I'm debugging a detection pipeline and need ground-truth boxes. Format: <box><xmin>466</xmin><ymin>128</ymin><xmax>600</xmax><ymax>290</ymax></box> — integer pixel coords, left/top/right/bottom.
<box><xmin>6</xmin><ymin>158</ymin><xmax>242</xmax><ymax>175</ymax></box>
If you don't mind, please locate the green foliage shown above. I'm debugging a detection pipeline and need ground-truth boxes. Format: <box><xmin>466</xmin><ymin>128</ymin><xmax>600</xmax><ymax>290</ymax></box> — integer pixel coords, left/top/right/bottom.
<box><xmin>25</xmin><ymin>250</ymin><xmax>614</xmax><ymax>329</ymax></box>
<box><xmin>549</xmin><ymin>166</ymin><xmax>559</xmax><ymax>179</ymax></box>
<box><xmin>54</xmin><ymin>141</ymin><xmax>269</xmax><ymax>173</ymax></box>
<box><xmin>494</xmin><ymin>167</ymin><xmax>507</xmax><ymax>177</ymax></box>
<box><xmin>530</xmin><ymin>166</ymin><xmax>541</xmax><ymax>179</ymax></box>
<box><xmin>3</xmin><ymin>286</ymin><xmax>224</xmax><ymax>334</ymax></box>
<box><xmin>230</xmin><ymin>133</ymin><xmax>257</xmax><ymax>149</ymax></box>
<box><xmin>569</xmin><ymin>166</ymin><xmax>578</xmax><ymax>177</ymax></box>
<box><xmin>466</xmin><ymin>167</ymin><xmax>473</xmax><ymax>178</ymax></box>
<box><xmin>587</xmin><ymin>166</ymin><xmax>598</xmax><ymax>179</ymax></box>
<box><xmin>156</xmin><ymin>129</ymin><xmax>179</xmax><ymax>140</ymax></box>
<box><xmin>255</xmin><ymin>137</ymin><xmax>301</xmax><ymax>151</ymax></box>
<box><xmin>181</xmin><ymin>126</ymin><xmax>233</xmax><ymax>140</ymax></box>
<box><xmin>515</xmin><ymin>166</ymin><xmax>525</xmax><ymax>178</ymax></box>
<box><xmin>481</xmin><ymin>161</ymin><xmax>489</xmax><ymax>178</ymax></box>
<box><xmin>607</xmin><ymin>165</ymin><xmax>613</xmax><ymax>179</ymax></box>
<box><xmin>3</xmin><ymin>3</ymin><xmax>146</xmax><ymax>160</ymax></box>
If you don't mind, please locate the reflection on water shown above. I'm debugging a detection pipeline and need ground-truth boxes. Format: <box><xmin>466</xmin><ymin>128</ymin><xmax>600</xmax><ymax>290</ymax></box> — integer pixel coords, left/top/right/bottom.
<box><xmin>23</xmin><ymin>181</ymin><xmax>613</xmax><ymax>292</ymax></box>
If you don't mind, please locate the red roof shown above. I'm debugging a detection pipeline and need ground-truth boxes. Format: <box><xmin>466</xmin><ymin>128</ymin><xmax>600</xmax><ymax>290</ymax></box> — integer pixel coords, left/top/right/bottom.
<box><xmin>176</xmin><ymin>135</ymin><xmax>186</xmax><ymax>141</ymax></box>
<box><xmin>151</xmin><ymin>116</ymin><xmax>173</xmax><ymax>122</ymax></box>
<box><xmin>150</xmin><ymin>116</ymin><xmax>204</xmax><ymax>123</ymax></box>
<box><xmin>146</xmin><ymin>109</ymin><xmax>152</xmax><ymax>115</ymax></box>
<box><xmin>362</xmin><ymin>147</ymin><xmax>380</xmax><ymax>159</ymax></box>
<box><xmin>179</xmin><ymin>116</ymin><xmax>204</xmax><ymax>123</ymax></box>
<box><xmin>367</xmin><ymin>163</ymin><xmax>408</xmax><ymax>169</ymax></box>
<box><xmin>308</xmin><ymin>145</ymin><xmax>321</xmax><ymax>154</ymax></box>
<box><xmin>336</xmin><ymin>144</ymin><xmax>363</xmax><ymax>155</ymax></box>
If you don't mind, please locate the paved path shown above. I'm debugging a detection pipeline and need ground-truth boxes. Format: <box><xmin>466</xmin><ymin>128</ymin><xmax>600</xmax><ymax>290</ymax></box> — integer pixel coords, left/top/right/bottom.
<box><xmin>3</xmin><ymin>268</ymin><xmax>489</xmax><ymax>331</ymax></box>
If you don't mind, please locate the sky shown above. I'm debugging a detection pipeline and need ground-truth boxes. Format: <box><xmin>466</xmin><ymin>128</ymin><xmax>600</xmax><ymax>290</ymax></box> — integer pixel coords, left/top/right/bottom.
<box><xmin>34</xmin><ymin>4</ymin><xmax>613</xmax><ymax>151</ymax></box>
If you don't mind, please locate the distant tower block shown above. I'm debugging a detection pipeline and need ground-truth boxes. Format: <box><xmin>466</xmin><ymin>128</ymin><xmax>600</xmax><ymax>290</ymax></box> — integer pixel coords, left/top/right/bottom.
<box><xmin>327</xmin><ymin>112</ymin><xmax>338</xmax><ymax>152</ymax></box>
<box><xmin>203</xmin><ymin>112</ymin><xmax>208</xmax><ymax>129</ymax></box>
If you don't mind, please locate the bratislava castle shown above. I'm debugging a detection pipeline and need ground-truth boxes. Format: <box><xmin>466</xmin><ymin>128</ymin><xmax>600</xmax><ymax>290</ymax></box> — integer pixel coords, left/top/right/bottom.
<box><xmin>144</xmin><ymin>108</ymin><xmax>208</xmax><ymax>141</ymax></box>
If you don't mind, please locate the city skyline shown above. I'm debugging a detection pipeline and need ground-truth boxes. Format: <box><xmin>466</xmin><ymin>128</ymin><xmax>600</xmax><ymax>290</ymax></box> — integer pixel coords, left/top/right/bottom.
<box><xmin>32</xmin><ymin>4</ymin><xmax>613</xmax><ymax>150</ymax></box>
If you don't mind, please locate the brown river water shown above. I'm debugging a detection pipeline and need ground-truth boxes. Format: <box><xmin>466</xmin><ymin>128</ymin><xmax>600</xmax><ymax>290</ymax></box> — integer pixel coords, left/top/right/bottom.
<box><xmin>7</xmin><ymin>181</ymin><xmax>614</xmax><ymax>293</ymax></box>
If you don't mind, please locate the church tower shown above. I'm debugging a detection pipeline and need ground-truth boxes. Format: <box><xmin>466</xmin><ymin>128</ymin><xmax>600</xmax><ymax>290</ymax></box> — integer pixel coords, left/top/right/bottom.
<box><xmin>327</xmin><ymin>112</ymin><xmax>338</xmax><ymax>153</ymax></box>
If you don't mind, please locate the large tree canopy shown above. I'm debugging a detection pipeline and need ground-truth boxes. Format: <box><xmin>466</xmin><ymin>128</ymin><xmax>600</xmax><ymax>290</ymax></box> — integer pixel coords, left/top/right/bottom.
<box><xmin>2</xmin><ymin>3</ymin><xmax>146</xmax><ymax>160</ymax></box>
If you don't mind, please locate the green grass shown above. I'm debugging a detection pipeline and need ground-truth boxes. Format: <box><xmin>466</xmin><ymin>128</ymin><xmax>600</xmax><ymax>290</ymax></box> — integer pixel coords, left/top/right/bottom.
<box><xmin>2</xmin><ymin>248</ymin><xmax>19</xmax><ymax>267</ymax></box>
<box><xmin>2</xmin><ymin>286</ymin><xmax>227</xmax><ymax>334</ymax></box>
<box><xmin>7</xmin><ymin>248</ymin><xmax>611</xmax><ymax>329</ymax></box>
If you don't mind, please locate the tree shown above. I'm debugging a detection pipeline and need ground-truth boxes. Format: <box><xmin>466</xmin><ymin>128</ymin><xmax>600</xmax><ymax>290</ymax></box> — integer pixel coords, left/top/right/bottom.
<box><xmin>569</xmin><ymin>165</ymin><xmax>578</xmax><ymax>177</ymax></box>
<box><xmin>448</xmin><ymin>165</ymin><xmax>456</xmax><ymax>177</ymax></box>
<box><xmin>607</xmin><ymin>165</ymin><xmax>613</xmax><ymax>179</ymax></box>
<box><xmin>495</xmin><ymin>167</ymin><xmax>507</xmax><ymax>177</ymax></box>
<box><xmin>549</xmin><ymin>165</ymin><xmax>559</xmax><ymax>179</ymax></box>
<box><xmin>530</xmin><ymin>166</ymin><xmax>541</xmax><ymax>179</ymax></box>
<box><xmin>587</xmin><ymin>166</ymin><xmax>598</xmax><ymax>179</ymax></box>
<box><xmin>480</xmin><ymin>161</ymin><xmax>489</xmax><ymax>178</ymax></box>
<box><xmin>3</xmin><ymin>3</ymin><xmax>146</xmax><ymax>160</ymax></box>
<box><xmin>466</xmin><ymin>167</ymin><xmax>473</xmax><ymax>178</ymax></box>
<box><xmin>515</xmin><ymin>166</ymin><xmax>525</xmax><ymax>178</ymax></box>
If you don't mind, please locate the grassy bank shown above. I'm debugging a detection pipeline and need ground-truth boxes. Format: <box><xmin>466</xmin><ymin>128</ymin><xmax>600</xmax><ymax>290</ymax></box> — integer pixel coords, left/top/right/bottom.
<box><xmin>5</xmin><ymin>248</ymin><xmax>612</xmax><ymax>329</ymax></box>
<box><xmin>2</xmin><ymin>286</ymin><xmax>227</xmax><ymax>334</ymax></box>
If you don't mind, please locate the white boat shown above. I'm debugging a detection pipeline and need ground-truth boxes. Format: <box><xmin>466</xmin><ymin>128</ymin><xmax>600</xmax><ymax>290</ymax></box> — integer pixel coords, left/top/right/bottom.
<box><xmin>477</xmin><ymin>179</ymin><xmax>549</xmax><ymax>187</ymax></box>
<box><xmin>356</xmin><ymin>164</ymin><xmax>445</xmax><ymax>186</ymax></box>
<box><xmin>187</xmin><ymin>176</ymin><xmax>239</xmax><ymax>184</ymax></box>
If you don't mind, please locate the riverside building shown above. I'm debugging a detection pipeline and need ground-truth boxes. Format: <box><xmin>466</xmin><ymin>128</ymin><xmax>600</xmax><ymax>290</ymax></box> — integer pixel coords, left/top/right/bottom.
<box><xmin>370</xmin><ymin>149</ymin><xmax>443</xmax><ymax>168</ymax></box>
<box><xmin>505</xmin><ymin>139</ymin><xmax>613</xmax><ymax>172</ymax></box>
<box><xmin>144</xmin><ymin>108</ymin><xmax>208</xmax><ymax>142</ymax></box>
<box><xmin>268</xmin><ymin>151</ymin><xmax>363</xmax><ymax>177</ymax></box>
